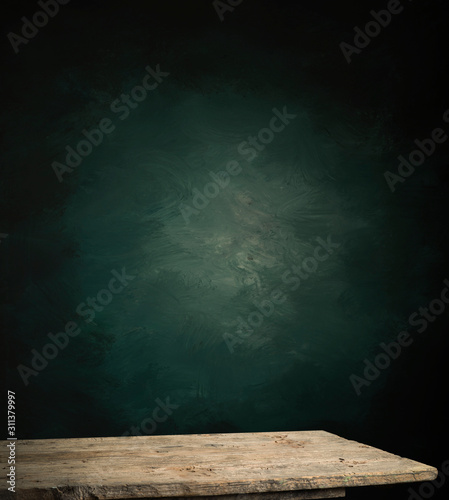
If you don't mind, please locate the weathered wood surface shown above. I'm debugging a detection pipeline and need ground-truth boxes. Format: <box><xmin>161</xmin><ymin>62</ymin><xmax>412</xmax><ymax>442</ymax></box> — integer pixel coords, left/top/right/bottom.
<box><xmin>0</xmin><ymin>430</ymin><xmax>437</xmax><ymax>499</ymax></box>
<box><xmin>120</xmin><ymin>491</ymin><xmax>346</xmax><ymax>500</ymax></box>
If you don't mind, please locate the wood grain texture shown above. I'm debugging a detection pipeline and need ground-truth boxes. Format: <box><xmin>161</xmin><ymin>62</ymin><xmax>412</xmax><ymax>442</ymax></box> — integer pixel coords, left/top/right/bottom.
<box><xmin>0</xmin><ymin>431</ymin><xmax>437</xmax><ymax>500</ymax></box>
<box><xmin>117</xmin><ymin>490</ymin><xmax>346</xmax><ymax>500</ymax></box>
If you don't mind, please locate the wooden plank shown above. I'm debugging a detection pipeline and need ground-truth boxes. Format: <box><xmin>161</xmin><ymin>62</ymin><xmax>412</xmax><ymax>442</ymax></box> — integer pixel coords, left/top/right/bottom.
<box><xmin>120</xmin><ymin>491</ymin><xmax>346</xmax><ymax>500</ymax></box>
<box><xmin>0</xmin><ymin>431</ymin><xmax>437</xmax><ymax>499</ymax></box>
<box><xmin>0</xmin><ymin>490</ymin><xmax>346</xmax><ymax>500</ymax></box>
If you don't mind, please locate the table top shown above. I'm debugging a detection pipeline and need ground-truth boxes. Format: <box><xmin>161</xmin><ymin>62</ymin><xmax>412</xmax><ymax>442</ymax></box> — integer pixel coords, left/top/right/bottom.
<box><xmin>0</xmin><ymin>430</ymin><xmax>437</xmax><ymax>499</ymax></box>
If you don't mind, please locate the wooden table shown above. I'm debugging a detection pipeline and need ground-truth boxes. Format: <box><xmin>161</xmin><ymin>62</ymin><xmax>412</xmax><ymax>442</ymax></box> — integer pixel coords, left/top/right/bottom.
<box><xmin>0</xmin><ymin>431</ymin><xmax>437</xmax><ymax>499</ymax></box>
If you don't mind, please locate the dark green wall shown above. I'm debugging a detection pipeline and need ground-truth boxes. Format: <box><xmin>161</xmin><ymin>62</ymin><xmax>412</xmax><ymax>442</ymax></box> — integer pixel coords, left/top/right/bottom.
<box><xmin>2</xmin><ymin>2</ymin><xmax>448</xmax><ymax>499</ymax></box>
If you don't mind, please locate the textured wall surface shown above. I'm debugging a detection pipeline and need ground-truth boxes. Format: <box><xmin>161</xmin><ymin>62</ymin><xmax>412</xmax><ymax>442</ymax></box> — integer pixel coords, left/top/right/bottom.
<box><xmin>2</xmin><ymin>1</ymin><xmax>448</xmax><ymax>498</ymax></box>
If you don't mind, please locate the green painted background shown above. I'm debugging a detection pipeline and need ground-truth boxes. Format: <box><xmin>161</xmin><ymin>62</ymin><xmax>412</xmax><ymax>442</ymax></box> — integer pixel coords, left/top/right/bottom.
<box><xmin>2</xmin><ymin>1</ymin><xmax>448</xmax><ymax>498</ymax></box>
